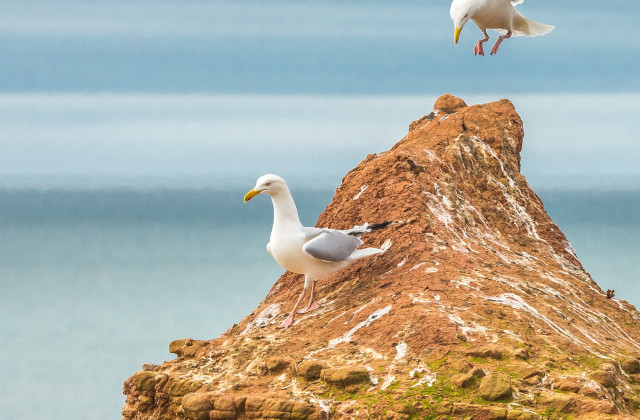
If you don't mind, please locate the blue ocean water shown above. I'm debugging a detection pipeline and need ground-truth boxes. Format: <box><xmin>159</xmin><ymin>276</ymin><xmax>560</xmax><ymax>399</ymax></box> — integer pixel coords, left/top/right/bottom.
<box><xmin>0</xmin><ymin>187</ymin><xmax>638</xmax><ymax>419</ymax></box>
<box><xmin>537</xmin><ymin>189</ymin><xmax>640</xmax><ymax>303</ymax></box>
<box><xmin>0</xmin><ymin>187</ymin><xmax>332</xmax><ymax>419</ymax></box>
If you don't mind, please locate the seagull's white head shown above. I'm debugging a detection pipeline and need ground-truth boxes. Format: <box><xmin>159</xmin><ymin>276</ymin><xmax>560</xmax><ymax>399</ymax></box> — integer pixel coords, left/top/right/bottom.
<box><xmin>244</xmin><ymin>174</ymin><xmax>287</xmax><ymax>202</ymax></box>
<box><xmin>450</xmin><ymin>0</ymin><xmax>476</xmax><ymax>45</ymax></box>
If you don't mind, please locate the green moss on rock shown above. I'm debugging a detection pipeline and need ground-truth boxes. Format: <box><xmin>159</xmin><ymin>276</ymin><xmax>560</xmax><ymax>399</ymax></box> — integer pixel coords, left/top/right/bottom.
<box><xmin>131</xmin><ymin>371</ymin><xmax>160</xmax><ymax>393</ymax></box>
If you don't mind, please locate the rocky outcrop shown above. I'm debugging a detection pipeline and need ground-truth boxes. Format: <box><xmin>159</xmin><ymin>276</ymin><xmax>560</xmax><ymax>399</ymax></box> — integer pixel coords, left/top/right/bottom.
<box><xmin>478</xmin><ymin>373</ymin><xmax>512</xmax><ymax>401</ymax></box>
<box><xmin>123</xmin><ymin>95</ymin><xmax>640</xmax><ymax>419</ymax></box>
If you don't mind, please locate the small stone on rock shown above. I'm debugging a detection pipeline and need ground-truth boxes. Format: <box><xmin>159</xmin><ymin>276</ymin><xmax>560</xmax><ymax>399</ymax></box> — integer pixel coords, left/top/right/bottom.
<box><xmin>478</xmin><ymin>373</ymin><xmax>513</xmax><ymax>401</ymax></box>
<box><xmin>514</xmin><ymin>348</ymin><xmax>529</xmax><ymax>360</ymax></box>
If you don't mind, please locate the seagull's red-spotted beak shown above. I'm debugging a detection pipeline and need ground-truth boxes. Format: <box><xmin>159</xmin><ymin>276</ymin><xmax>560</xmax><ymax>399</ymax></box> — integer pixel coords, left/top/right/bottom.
<box><xmin>454</xmin><ymin>27</ymin><xmax>461</xmax><ymax>45</ymax></box>
<box><xmin>243</xmin><ymin>188</ymin><xmax>261</xmax><ymax>203</ymax></box>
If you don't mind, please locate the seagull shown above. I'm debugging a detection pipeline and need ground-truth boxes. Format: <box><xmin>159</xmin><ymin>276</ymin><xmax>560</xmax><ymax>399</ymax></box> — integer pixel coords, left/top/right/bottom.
<box><xmin>450</xmin><ymin>0</ymin><xmax>554</xmax><ymax>56</ymax></box>
<box><xmin>244</xmin><ymin>174</ymin><xmax>392</xmax><ymax>329</ymax></box>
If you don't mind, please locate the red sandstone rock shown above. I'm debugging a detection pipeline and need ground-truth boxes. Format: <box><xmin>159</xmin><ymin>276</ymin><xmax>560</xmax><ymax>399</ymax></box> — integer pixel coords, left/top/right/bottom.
<box><xmin>321</xmin><ymin>366</ymin><xmax>371</xmax><ymax>387</ymax></box>
<box><xmin>122</xmin><ymin>95</ymin><xmax>640</xmax><ymax>420</ymax></box>
<box><xmin>478</xmin><ymin>373</ymin><xmax>513</xmax><ymax>401</ymax></box>
<box><xmin>296</xmin><ymin>360</ymin><xmax>324</xmax><ymax>380</ymax></box>
<box><xmin>622</xmin><ymin>358</ymin><xmax>640</xmax><ymax>374</ymax></box>
<box><xmin>538</xmin><ymin>391</ymin><xmax>577</xmax><ymax>414</ymax></box>
<box><xmin>591</xmin><ymin>369</ymin><xmax>617</xmax><ymax>388</ymax></box>
<box><xmin>265</xmin><ymin>356</ymin><xmax>294</xmax><ymax>374</ymax></box>
<box><xmin>554</xmin><ymin>376</ymin><xmax>582</xmax><ymax>393</ymax></box>
<box><xmin>433</xmin><ymin>93</ymin><xmax>468</xmax><ymax>113</ymax></box>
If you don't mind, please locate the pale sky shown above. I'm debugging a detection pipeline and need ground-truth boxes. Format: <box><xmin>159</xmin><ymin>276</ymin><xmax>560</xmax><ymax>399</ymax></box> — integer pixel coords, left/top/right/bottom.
<box><xmin>1</xmin><ymin>0</ymin><xmax>638</xmax><ymax>94</ymax></box>
<box><xmin>1</xmin><ymin>0</ymin><xmax>639</xmax><ymax>187</ymax></box>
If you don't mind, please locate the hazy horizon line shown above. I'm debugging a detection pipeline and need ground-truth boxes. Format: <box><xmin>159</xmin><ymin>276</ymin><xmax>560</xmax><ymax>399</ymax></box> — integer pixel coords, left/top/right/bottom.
<box><xmin>1</xmin><ymin>173</ymin><xmax>639</xmax><ymax>193</ymax></box>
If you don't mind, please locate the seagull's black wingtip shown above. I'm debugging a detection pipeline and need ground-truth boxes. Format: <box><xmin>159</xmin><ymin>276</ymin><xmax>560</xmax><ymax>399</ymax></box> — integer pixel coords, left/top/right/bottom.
<box><xmin>368</xmin><ymin>221</ymin><xmax>395</xmax><ymax>231</ymax></box>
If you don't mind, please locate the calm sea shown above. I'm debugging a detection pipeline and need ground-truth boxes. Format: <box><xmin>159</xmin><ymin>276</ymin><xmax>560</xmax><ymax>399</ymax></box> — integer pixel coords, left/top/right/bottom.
<box><xmin>0</xmin><ymin>187</ymin><xmax>638</xmax><ymax>419</ymax></box>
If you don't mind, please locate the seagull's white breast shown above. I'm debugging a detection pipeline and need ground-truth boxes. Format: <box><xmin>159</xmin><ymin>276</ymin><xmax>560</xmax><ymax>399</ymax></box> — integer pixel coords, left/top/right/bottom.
<box><xmin>471</xmin><ymin>0</ymin><xmax>514</xmax><ymax>30</ymax></box>
<box><xmin>269</xmin><ymin>229</ymin><xmax>309</xmax><ymax>274</ymax></box>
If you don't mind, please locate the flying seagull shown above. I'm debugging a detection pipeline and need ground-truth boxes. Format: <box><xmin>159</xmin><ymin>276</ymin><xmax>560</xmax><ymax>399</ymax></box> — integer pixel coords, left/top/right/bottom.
<box><xmin>450</xmin><ymin>0</ymin><xmax>554</xmax><ymax>55</ymax></box>
<box><xmin>244</xmin><ymin>174</ymin><xmax>392</xmax><ymax>328</ymax></box>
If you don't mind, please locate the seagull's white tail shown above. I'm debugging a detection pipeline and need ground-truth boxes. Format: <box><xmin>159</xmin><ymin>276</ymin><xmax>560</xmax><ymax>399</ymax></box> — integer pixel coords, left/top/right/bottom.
<box><xmin>345</xmin><ymin>221</ymin><xmax>393</xmax><ymax>237</ymax></box>
<box><xmin>347</xmin><ymin>247</ymin><xmax>383</xmax><ymax>261</ymax></box>
<box><xmin>514</xmin><ymin>16</ymin><xmax>554</xmax><ymax>37</ymax></box>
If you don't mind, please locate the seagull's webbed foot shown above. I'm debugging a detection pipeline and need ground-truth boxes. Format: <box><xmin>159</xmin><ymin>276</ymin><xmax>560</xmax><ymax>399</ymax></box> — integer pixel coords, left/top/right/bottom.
<box><xmin>298</xmin><ymin>299</ymin><xmax>320</xmax><ymax>314</ymax></box>
<box><xmin>279</xmin><ymin>314</ymin><xmax>295</xmax><ymax>329</ymax></box>
<box><xmin>474</xmin><ymin>41</ymin><xmax>485</xmax><ymax>56</ymax></box>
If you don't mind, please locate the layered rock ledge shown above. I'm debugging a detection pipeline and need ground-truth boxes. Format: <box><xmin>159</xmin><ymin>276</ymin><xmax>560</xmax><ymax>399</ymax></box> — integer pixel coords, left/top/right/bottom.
<box><xmin>123</xmin><ymin>95</ymin><xmax>640</xmax><ymax>419</ymax></box>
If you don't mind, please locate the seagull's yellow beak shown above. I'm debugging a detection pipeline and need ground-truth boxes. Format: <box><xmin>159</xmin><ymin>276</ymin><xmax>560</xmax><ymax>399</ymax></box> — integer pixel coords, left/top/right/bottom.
<box><xmin>243</xmin><ymin>188</ymin><xmax>261</xmax><ymax>203</ymax></box>
<box><xmin>454</xmin><ymin>27</ymin><xmax>461</xmax><ymax>45</ymax></box>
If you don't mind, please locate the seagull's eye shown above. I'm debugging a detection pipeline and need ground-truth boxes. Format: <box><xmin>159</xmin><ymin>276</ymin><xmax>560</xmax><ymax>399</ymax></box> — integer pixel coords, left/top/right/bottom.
<box><xmin>265</xmin><ymin>183</ymin><xmax>271</xmax><ymax>186</ymax></box>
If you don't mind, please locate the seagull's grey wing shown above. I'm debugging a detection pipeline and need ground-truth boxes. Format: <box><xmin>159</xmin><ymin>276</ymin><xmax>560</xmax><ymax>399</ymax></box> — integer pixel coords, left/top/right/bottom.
<box><xmin>302</xmin><ymin>231</ymin><xmax>363</xmax><ymax>262</ymax></box>
<box><xmin>301</xmin><ymin>227</ymin><xmax>326</xmax><ymax>240</ymax></box>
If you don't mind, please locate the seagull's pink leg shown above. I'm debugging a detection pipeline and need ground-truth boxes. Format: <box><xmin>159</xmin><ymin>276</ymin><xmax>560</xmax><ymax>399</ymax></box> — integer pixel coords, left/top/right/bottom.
<box><xmin>279</xmin><ymin>282</ymin><xmax>307</xmax><ymax>328</ymax></box>
<box><xmin>298</xmin><ymin>280</ymin><xmax>320</xmax><ymax>314</ymax></box>
<box><xmin>474</xmin><ymin>31</ymin><xmax>489</xmax><ymax>56</ymax></box>
<box><xmin>490</xmin><ymin>30</ymin><xmax>512</xmax><ymax>55</ymax></box>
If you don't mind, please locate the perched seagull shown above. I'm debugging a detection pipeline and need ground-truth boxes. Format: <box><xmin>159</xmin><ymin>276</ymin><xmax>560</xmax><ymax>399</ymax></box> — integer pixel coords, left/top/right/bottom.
<box><xmin>244</xmin><ymin>174</ymin><xmax>392</xmax><ymax>328</ymax></box>
<box><xmin>450</xmin><ymin>0</ymin><xmax>554</xmax><ymax>56</ymax></box>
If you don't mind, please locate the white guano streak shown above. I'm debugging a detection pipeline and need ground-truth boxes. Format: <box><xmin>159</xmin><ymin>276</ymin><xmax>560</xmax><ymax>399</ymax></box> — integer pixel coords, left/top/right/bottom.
<box><xmin>329</xmin><ymin>305</ymin><xmax>392</xmax><ymax>347</ymax></box>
